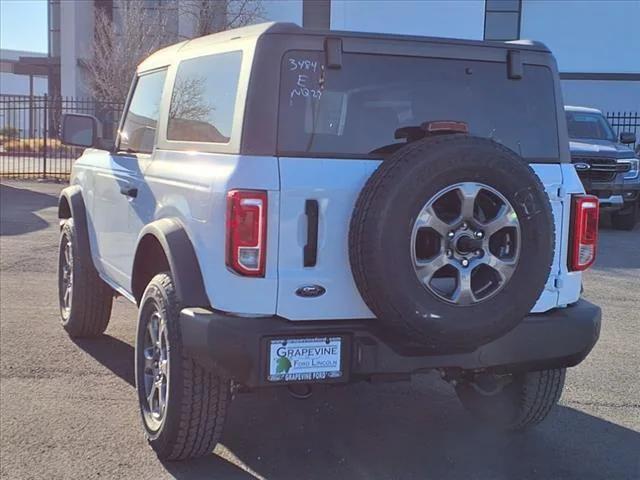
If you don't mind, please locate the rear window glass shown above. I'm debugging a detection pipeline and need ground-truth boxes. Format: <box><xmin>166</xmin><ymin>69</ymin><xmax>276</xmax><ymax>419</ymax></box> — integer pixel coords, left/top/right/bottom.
<box><xmin>278</xmin><ymin>51</ymin><xmax>559</xmax><ymax>160</ymax></box>
<box><xmin>167</xmin><ymin>51</ymin><xmax>242</xmax><ymax>143</ymax></box>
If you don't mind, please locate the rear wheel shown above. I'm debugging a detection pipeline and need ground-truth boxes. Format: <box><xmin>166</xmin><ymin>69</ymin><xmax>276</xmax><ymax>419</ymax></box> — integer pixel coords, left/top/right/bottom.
<box><xmin>58</xmin><ymin>218</ymin><xmax>113</xmax><ymax>337</ymax></box>
<box><xmin>455</xmin><ymin>368</ymin><xmax>566</xmax><ymax>430</ymax></box>
<box><xmin>135</xmin><ymin>272</ymin><xmax>230</xmax><ymax>461</ymax></box>
<box><xmin>611</xmin><ymin>200</ymin><xmax>638</xmax><ymax>231</ymax></box>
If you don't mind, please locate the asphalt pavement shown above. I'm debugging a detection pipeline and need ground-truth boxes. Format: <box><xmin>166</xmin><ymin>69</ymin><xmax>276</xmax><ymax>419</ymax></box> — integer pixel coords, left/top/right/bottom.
<box><xmin>1</xmin><ymin>180</ymin><xmax>639</xmax><ymax>480</ymax></box>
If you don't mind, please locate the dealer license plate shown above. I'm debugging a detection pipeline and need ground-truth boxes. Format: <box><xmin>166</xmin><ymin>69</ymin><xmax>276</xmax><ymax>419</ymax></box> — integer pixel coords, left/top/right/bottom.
<box><xmin>267</xmin><ymin>337</ymin><xmax>343</xmax><ymax>382</ymax></box>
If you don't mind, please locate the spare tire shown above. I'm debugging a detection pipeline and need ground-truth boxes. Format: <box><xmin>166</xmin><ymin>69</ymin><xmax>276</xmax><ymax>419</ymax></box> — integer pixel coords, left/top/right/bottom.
<box><xmin>349</xmin><ymin>135</ymin><xmax>555</xmax><ymax>352</ymax></box>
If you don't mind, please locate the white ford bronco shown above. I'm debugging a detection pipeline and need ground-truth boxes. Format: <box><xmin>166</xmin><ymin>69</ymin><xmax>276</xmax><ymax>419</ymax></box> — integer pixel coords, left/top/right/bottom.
<box><xmin>58</xmin><ymin>23</ymin><xmax>602</xmax><ymax>461</ymax></box>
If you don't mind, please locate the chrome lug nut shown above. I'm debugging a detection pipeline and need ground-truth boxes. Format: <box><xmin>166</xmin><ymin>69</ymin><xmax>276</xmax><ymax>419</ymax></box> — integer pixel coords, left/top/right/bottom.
<box><xmin>461</xmin><ymin>222</ymin><xmax>468</xmax><ymax>230</ymax></box>
<box><xmin>446</xmin><ymin>249</ymin><xmax>453</xmax><ymax>258</ymax></box>
<box><xmin>475</xmin><ymin>249</ymin><xmax>483</xmax><ymax>256</ymax></box>
<box><xmin>474</xmin><ymin>230</ymin><xmax>484</xmax><ymax>239</ymax></box>
<box><xmin>461</xmin><ymin>258</ymin><xmax>469</xmax><ymax>267</ymax></box>
<box><xmin>447</xmin><ymin>231</ymin><xmax>455</xmax><ymax>239</ymax></box>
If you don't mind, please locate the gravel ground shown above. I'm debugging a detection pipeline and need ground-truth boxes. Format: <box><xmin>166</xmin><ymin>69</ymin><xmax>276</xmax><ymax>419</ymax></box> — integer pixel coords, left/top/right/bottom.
<box><xmin>1</xmin><ymin>180</ymin><xmax>638</xmax><ymax>480</ymax></box>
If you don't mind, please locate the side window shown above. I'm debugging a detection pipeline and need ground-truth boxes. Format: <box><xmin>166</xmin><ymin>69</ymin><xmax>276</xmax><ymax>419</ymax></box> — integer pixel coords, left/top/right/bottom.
<box><xmin>119</xmin><ymin>69</ymin><xmax>167</xmax><ymax>154</ymax></box>
<box><xmin>167</xmin><ymin>51</ymin><xmax>242</xmax><ymax>143</ymax></box>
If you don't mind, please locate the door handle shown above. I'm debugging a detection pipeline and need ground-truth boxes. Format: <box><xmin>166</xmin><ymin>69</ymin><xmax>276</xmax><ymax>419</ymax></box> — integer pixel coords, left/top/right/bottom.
<box><xmin>304</xmin><ymin>199</ymin><xmax>319</xmax><ymax>267</ymax></box>
<box><xmin>120</xmin><ymin>185</ymin><xmax>138</xmax><ymax>198</ymax></box>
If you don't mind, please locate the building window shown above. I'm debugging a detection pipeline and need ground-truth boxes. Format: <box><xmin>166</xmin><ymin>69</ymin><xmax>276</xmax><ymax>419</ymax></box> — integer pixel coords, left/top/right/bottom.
<box><xmin>484</xmin><ymin>0</ymin><xmax>522</xmax><ymax>41</ymax></box>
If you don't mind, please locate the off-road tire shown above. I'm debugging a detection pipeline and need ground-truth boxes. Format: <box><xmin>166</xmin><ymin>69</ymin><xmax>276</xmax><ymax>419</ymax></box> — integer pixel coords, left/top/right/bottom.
<box><xmin>58</xmin><ymin>218</ymin><xmax>113</xmax><ymax>337</ymax></box>
<box><xmin>135</xmin><ymin>272</ymin><xmax>230</xmax><ymax>461</ymax></box>
<box><xmin>611</xmin><ymin>201</ymin><xmax>638</xmax><ymax>231</ymax></box>
<box><xmin>455</xmin><ymin>368</ymin><xmax>566</xmax><ymax>430</ymax></box>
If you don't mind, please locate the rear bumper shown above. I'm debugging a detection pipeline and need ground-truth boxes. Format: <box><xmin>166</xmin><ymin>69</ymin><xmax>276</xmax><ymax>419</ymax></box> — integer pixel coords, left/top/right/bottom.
<box><xmin>180</xmin><ymin>299</ymin><xmax>601</xmax><ymax>388</ymax></box>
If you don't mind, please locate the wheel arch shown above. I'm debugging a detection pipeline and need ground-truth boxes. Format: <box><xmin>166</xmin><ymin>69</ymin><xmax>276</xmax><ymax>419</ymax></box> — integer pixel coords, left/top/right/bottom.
<box><xmin>131</xmin><ymin>219</ymin><xmax>209</xmax><ymax>308</ymax></box>
<box><xmin>58</xmin><ymin>186</ymin><xmax>93</xmax><ymax>266</ymax></box>
<box><xmin>58</xmin><ymin>185</ymin><xmax>84</xmax><ymax>221</ymax></box>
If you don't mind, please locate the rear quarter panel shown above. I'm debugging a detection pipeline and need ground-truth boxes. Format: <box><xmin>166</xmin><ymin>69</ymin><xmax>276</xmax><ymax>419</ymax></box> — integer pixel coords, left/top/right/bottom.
<box><xmin>143</xmin><ymin>151</ymin><xmax>280</xmax><ymax>315</ymax></box>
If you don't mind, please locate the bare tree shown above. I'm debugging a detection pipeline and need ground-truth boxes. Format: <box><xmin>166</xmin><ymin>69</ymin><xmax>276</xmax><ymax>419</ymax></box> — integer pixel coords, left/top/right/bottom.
<box><xmin>169</xmin><ymin>76</ymin><xmax>212</xmax><ymax>121</ymax></box>
<box><xmin>180</xmin><ymin>0</ymin><xmax>264</xmax><ymax>38</ymax></box>
<box><xmin>84</xmin><ymin>0</ymin><xmax>173</xmax><ymax>102</ymax></box>
<box><xmin>85</xmin><ymin>0</ymin><xmax>263</xmax><ymax>103</ymax></box>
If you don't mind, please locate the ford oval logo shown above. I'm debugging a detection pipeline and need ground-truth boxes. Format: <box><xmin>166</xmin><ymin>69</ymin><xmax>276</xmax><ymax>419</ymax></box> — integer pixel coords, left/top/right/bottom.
<box><xmin>295</xmin><ymin>285</ymin><xmax>326</xmax><ymax>298</ymax></box>
<box><xmin>574</xmin><ymin>162</ymin><xmax>591</xmax><ymax>171</ymax></box>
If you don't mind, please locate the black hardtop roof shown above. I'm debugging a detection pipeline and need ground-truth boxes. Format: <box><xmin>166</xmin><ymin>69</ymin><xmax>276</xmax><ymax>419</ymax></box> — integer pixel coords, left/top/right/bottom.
<box><xmin>261</xmin><ymin>22</ymin><xmax>550</xmax><ymax>53</ymax></box>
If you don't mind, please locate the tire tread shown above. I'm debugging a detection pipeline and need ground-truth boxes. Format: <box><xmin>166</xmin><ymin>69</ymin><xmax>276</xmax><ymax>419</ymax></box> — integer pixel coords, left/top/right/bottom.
<box><xmin>60</xmin><ymin>218</ymin><xmax>112</xmax><ymax>338</ymax></box>
<box><xmin>142</xmin><ymin>273</ymin><xmax>229</xmax><ymax>461</ymax></box>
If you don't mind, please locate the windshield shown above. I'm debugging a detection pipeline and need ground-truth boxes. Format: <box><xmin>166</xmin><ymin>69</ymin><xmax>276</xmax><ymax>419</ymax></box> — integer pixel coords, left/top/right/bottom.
<box><xmin>565</xmin><ymin>111</ymin><xmax>616</xmax><ymax>141</ymax></box>
<box><xmin>278</xmin><ymin>51</ymin><xmax>559</xmax><ymax>160</ymax></box>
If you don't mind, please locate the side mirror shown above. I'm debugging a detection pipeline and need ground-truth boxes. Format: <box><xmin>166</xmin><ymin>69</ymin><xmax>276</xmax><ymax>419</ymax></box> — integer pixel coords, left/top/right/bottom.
<box><xmin>620</xmin><ymin>131</ymin><xmax>636</xmax><ymax>144</ymax></box>
<box><xmin>61</xmin><ymin>113</ymin><xmax>99</xmax><ymax>148</ymax></box>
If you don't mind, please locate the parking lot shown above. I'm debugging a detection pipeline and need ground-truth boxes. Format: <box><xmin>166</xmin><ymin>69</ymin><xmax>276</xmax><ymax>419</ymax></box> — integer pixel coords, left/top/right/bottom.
<box><xmin>0</xmin><ymin>180</ymin><xmax>638</xmax><ymax>480</ymax></box>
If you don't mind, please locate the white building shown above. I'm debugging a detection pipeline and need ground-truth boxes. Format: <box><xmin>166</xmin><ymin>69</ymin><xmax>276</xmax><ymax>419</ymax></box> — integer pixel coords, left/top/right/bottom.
<box><xmin>11</xmin><ymin>0</ymin><xmax>638</xmax><ymax>114</ymax></box>
<box><xmin>0</xmin><ymin>49</ymin><xmax>48</xmax><ymax>96</ymax></box>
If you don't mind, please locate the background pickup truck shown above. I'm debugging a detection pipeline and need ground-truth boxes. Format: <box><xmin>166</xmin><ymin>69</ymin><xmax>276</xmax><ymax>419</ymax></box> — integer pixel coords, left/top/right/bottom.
<box><xmin>565</xmin><ymin>105</ymin><xmax>640</xmax><ymax>230</ymax></box>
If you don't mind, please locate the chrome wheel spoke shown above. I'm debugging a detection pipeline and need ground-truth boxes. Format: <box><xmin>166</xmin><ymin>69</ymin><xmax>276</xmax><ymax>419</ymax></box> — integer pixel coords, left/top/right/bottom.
<box><xmin>457</xmin><ymin>183</ymin><xmax>482</xmax><ymax>220</ymax></box>
<box><xmin>147</xmin><ymin>383</ymin><xmax>158</xmax><ymax>413</ymax></box>
<box><xmin>158</xmin><ymin>380</ymin><xmax>167</xmax><ymax>413</ymax></box>
<box><xmin>159</xmin><ymin>358</ymin><xmax>168</xmax><ymax>376</ymax></box>
<box><xmin>64</xmin><ymin>241</ymin><xmax>72</xmax><ymax>267</ymax></box>
<box><xmin>452</xmin><ymin>266</ymin><xmax>476</xmax><ymax>305</ymax></box>
<box><xmin>481</xmin><ymin>253</ymin><xmax>517</xmax><ymax>282</ymax></box>
<box><xmin>59</xmin><ymin>236</ymin><xmax>74</xmax><ymax>313</ymax></box>
<box><xmin>63</xmin><ymin>285</ymin><xmax>71</xmax><ymax>304</ymax></box>
<box><xmin>147</xmin><ymin>318</ymin><xmax>159</xmax><ymax>347</ymax></box>
<box><xmin>143</xmin><ymin>347</ymin><xmax>155</xmax><ymax>371</ymax></box>
<box><xmin>415</xmin><ymin>206</ymin><xmax>451</xmax><ymax>237</ymax></box>
<box><xmin>415</xmin><ymin>253</ymin><xmax>449</xmax><ymax>284</ymax></box>
<box><xmin>141</xmin><ymin>306</ymin><xmax>170</xmax><ymax>428</ymax></box>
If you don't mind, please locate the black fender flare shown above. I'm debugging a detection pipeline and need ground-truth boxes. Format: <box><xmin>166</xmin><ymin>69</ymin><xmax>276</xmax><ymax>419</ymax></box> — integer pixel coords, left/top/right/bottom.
<box><xmin>132</xmin><ymin>218</ymin><xmax>209</xmax><ymax>308</ymax></box>
<box><xmin>58</xmin><ymin>186</ymin><xmax>94</xmax><ymax>267</ymax></box>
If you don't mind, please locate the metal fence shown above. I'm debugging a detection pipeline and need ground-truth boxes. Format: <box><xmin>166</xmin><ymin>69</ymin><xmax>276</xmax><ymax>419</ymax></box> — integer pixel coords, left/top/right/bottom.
<box><xmin>606</xmin><ymin>111</ymin><xmax>639</xmax><ymax>150</ymax></box>
<box><xmin>0</xmin><ymin>95</ymin><xmax>123</xmax><ymax>179</ymax></box>
<box><xmin>1</xmin><ymin>96</ymin><xmax>638</xmax><ymax>179</ymax></box>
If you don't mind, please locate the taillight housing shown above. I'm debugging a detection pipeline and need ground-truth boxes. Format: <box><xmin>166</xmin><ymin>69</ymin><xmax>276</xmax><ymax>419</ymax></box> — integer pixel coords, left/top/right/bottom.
<box><xmin>569</xmin><ymin>195</ymin><xmax>599</xmax><ymax>271</ymax></box>
<box><xmin>226</xmin><ymin>190</ymin><xmax>267</xmax><ymax>277</ymax></box>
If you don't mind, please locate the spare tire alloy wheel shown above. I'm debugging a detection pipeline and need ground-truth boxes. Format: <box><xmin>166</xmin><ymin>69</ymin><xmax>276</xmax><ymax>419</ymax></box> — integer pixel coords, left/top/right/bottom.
<box><xmin>349</xmin><ymin>135</ymin><xmax>555</xmax><ymax>352</ymax></box>
<box><xmin>411</xmin><ymin>182</ymin><xmax>520</xmax><ymax>305</ymax></box>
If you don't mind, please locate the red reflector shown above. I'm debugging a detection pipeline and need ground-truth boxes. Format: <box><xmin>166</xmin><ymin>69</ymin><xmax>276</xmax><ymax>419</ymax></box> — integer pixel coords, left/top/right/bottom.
<box><xmin>423</xmin><ymin>120</ymin><xmax>469</xmax><ymax>134</ymax></box>
<box><xmin>570</xmin><ymin>195</ymin><xmax>599</xmax><ymax>271</ymax></box>
<box><xmin>226</xmin><ymin>190</ymin><xmax>267</xmax><ymax>277</ymax></box>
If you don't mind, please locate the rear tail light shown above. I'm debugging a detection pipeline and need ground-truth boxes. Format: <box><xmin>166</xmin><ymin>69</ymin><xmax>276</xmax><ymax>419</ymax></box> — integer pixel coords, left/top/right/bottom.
<box><xmin>226</xmin><ymin>190</ymin><xmax>267</xmax><ymax>277</ymax></box>
<box><xmin>569</xmin><ymin>195</ymin><xmax>599</xmax><ymax>271</ymax></box>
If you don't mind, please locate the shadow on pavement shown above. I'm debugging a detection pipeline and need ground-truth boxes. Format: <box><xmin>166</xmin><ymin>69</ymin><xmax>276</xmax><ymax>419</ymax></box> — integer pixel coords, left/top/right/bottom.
<box><xmin>73</xmin><ymin>335</ymin><xmax>135</xmax><ymax>387</ymax></box>
<box><xmin>72</xmin><ymin>333</ymin><xmax>639</xmax><ymax>479</ymax></box>
<box><xmin>159</xmin><ymin>384</ymin><xmax>640</xmax><ymax>480</ymax></box>
<box><xmin>0</xmin><ymin>183</ymin><xmax>58</xmax><ymax>236</ymax></box>
<box><xmin>78</xmin><ymin>334</ymin><xmax>640</xmax><ymax>480</ymax></box>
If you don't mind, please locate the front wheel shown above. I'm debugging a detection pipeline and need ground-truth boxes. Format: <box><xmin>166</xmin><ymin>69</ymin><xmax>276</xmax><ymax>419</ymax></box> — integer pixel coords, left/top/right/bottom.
<box><xmin>135</xmin><ymin>272</ymin><xmax>230</xmax><ymax>461</ymax></box>
<box><xmin>58</xmin><ymin>218</ymin><xmax>113</xmax><ymax>337</ymax></box>
<box><xmin>455</xmin><ymin>368</ymin><xmax>566</xmax><ymax>430</ymax></box>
